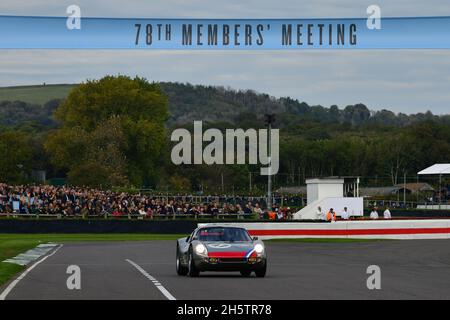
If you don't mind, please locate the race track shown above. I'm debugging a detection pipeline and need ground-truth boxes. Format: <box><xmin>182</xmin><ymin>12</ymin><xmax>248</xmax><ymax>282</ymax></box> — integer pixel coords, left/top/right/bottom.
<box><xmin>2</xmin><ymin>240</ymin><xmax>450</xmax><ymax>300</ymax></box>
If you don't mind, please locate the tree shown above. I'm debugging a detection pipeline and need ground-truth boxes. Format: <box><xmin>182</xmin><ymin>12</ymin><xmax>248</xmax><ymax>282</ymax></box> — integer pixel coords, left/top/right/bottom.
<box><xmin>45</xmin><ymin>76</ymin><xmax>168</xmax><ymax>187</ymax></box>
<box><xmin>169</xmin><ymin>174</ymin><xmax>191</xmax><ymax>191</ymax></box>
<box><xmin>0</xmin><ymin>129</ymin><xmax>33</xmax><ymax>183</ymax></box>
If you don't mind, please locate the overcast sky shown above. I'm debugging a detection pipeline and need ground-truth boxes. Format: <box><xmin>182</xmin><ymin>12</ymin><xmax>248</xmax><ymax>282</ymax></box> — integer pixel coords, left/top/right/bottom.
<box><xmin>0</xmin><ymin>0</ymin><xmax>449</xmax><ymax>114</ymax></box>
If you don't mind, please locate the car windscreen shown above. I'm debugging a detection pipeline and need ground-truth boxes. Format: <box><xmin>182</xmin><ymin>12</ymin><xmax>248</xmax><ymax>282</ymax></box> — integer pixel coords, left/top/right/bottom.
<box><xmin>197</xmin><ymin>227</ymin><xmax>252</xmax><ymax>242</ymax></box>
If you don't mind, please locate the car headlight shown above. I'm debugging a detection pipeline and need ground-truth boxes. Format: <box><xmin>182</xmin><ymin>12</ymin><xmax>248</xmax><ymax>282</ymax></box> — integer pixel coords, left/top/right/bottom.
<box><xmin>254</xmin><ymin>243</ymin><xmax>264</xmax><ymax>254</ymax></box>
<box><xmin>195</xmin><ymin>243</ymin><xmax>207</xmax><ymax>255</ymax></box>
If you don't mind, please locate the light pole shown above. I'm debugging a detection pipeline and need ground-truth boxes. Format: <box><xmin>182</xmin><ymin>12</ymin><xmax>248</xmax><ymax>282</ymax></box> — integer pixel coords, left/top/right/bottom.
<box><xmin>265</xmin><ymin>114</ymin><xmax>275</xmax><ymax>210</ymax></box>
<box><xmin>439</xmin><ymin>173</ymin><xmax>442</xmax><ymax>210</ymax></box>
<box><xmin>403</xmin><ymin>171</ymin><xmax>406</xmax><ymax>206</ymax></box>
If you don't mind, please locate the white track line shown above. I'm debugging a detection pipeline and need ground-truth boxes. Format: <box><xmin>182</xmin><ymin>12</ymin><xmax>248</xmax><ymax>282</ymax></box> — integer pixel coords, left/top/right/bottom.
<box><xmin>0</xmin><ymin>244</ymin><xmax>63</xmax><ymax>300</ymax></box>
<box><xmin>125</xmin><ymin>259</ymin><xmax>176</xmax><ymax>300</ymax></box>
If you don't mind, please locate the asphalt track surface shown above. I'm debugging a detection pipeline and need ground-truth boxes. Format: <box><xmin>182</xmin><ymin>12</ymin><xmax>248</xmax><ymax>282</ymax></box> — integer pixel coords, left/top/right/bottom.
<box><xmin>2</xmin><ymin>240</ymin><xmax>450</xmax><ymax>300</ymax></box>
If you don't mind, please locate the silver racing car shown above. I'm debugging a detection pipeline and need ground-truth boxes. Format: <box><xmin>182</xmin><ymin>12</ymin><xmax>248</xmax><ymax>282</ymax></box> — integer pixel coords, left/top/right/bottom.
<box><xmin>176</xmin><ymin>226</ymin><xmax>267</xmax><ymax>277</ymax></box>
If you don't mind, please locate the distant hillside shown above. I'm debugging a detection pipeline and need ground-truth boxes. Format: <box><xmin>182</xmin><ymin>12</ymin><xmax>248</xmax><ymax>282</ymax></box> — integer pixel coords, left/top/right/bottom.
<box><xmin>0</xmin><ymin>84</ymin><xmax>75</xmax><ymax>105</ymax></box>
<box><xmin>0</xmin><ymin>82</ymin><xmax>449</xmax><ymax>128</ymax></box>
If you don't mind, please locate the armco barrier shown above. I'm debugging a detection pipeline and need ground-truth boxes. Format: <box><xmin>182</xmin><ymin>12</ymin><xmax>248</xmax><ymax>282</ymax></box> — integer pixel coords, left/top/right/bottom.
<box><xmin>199</xmin><ymin>220</ymin><xmax>450</xmax><ymax>240</ymax></box>
<box><xmin>2</xmin><ymin>219</ymin><xmax>450</xmax><ymax>239</ymax></box>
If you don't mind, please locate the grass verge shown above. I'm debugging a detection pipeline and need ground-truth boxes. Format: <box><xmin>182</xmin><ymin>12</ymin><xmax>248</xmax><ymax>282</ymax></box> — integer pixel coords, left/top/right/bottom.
<box><xmin>0</xmin><ymin>238</ymin><xmax>43</xmax><ymax>287</ymax></box>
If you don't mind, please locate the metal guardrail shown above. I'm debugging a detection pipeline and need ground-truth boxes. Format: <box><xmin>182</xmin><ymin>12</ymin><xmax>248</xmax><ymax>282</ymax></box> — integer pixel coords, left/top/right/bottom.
<box><xmin>0</xmin><ymin>212</ymin><xmax>256</xmax><ymax>220</ymax></box>
<box><xmin>364</xmin><ymin>199</ymin><xmax>450</xmax><ymax>210</ymax></box>
<box><xmin>135</xmin><ymin>194</ymin><xmax>307</xmax><ymax>207</ymax></box>
<box><xmin>3</xmin><ymin>213</ymin><xmax>450</xmax><ymax>222</ymax></box>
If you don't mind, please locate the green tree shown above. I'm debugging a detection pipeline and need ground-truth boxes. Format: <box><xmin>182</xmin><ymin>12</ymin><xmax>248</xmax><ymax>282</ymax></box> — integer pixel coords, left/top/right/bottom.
<box><xmin>0</xmin><ymin>129</ymin><xmax>33</xmax><ymax>183</ymax></box>
<box><xmin>45</xmin><ymin>76</ymin><xmax>168</xmax><ymax>187</ymax></box>
<box><xmin>169</xmin><ymin>174</ymin><xmax>191</xmax><ymax>192</ymax></box>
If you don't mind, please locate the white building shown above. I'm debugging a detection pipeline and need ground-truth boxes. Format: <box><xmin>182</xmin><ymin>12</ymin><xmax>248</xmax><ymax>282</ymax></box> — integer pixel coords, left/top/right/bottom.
<box><xmin>293</xmin><ymin>177</ymin><xmax>364</xmax><ymax>220</ymax></box>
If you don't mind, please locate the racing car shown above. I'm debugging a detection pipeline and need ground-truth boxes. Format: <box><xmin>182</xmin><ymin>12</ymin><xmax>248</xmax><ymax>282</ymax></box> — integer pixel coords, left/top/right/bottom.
<box><xmin>176</xmin><ymin>226</ymin><xmax>267</xmax><ymax>277</ymax></box>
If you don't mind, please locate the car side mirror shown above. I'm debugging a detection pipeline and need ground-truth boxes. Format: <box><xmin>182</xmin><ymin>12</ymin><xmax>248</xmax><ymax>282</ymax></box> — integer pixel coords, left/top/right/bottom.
<box><xmin>253</xmin><ymin>236</ymin><xmax>258</xmax><ymax>241</ymax></box>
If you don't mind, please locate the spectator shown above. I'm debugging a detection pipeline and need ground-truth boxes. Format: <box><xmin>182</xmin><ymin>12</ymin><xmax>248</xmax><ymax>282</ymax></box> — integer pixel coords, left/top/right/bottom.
<box><xmin>370</xmin><ymin>208</ymin><xmax>379</xmax><ymax>220</ymax></box>
<box><xmin>243</xmin><ymin>203</ymin><xmax>253</xmax><ymax>215</ymax></box>
<box><xmin>0</xmin><ymin>183</ymin><xmax>294</xmax><ymax>220</ymax></box>
<box><xmin>341</xmin><ymin>207</ymin><xmax>350</xmax><ymax>220</ymax></box>
<box><xmin>276</xmin><ymin>208</ymin><xmax>284</xmax><ymax>220</ymax></box>
<box><xmin>383</xmin><ymin>207</ymin><xmax>392</xmax><ymax>219</ymax></box>
<box><xmin>253</xmin><ymin>203</ymin><xmax>264</xmax><ymax>219</ymax></box>
<box><xmin>281</xmin><ymin>206</ymin><xmax>291</xmax><ymax>220</ymax></box>
<box><xmin>138</xmin><ymin>205</ymin><xmax>147</xmax><ymax>216</ymax></box>
<box><xmin>268</xmin><ymin>210</ymin><xmax>277</xmax><ymax>220</ymax></box>
<box><xmin>326</xmin><ymin>208</ymin><xmax>336</xmax><ymax>222</ymax></box>
<box><xmin>316</xmin><ymin>206</ymin><xmax>325</xmax><ymax>220</ymax></box>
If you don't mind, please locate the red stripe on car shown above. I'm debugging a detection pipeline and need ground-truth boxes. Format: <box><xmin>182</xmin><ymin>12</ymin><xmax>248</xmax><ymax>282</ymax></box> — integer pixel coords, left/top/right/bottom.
<box><xmin>208</xmin><ymin>251</ymin><xmax>248</xmax><ymax>258</ymax></box>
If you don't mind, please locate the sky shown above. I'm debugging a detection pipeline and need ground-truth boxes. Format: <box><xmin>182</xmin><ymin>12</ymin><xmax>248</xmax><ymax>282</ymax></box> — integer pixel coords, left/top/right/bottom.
<box><xmin>0</xmin><ymin>0</ymin><xmax>449</xmax><ymax>114</ymax></box>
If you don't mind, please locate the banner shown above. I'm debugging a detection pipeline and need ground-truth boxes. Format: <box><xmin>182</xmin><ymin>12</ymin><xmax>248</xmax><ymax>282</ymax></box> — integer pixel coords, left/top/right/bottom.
<box><xmin>1</xmin><ymin>15</ymin><xmax>450</xmax><ymax>49</ymax></box>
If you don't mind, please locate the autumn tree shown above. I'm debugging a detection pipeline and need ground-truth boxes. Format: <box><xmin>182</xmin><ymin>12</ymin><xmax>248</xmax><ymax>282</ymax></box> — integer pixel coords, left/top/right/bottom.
<box><xmin>45</xmin><ymin>76</ymin><xmax>168</xmax><ymax>187</ymax></box>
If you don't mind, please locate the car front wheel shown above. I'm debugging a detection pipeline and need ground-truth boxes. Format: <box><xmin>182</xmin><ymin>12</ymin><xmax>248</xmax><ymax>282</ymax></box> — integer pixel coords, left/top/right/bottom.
<box><xmin>188</xmin><ymin>250</ymin><xmax>200</xmax><ymax>277</ymax></box>
<box><xmin>176</xmin><ymin>247</ymin><xmax>188</xmax><ymax>276</ymax></box>
<box><xmin>254</xmin><ymin>263</ymin><xmax>267</xmax><ymax>278</ymax></box>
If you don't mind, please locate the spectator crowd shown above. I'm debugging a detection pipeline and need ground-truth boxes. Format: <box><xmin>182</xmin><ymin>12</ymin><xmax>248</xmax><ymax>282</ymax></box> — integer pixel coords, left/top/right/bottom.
<box><xmin>0</xmin><ymin>184</ymin><xmax>293</xmax><ymax>220</ymax></box>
